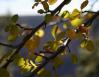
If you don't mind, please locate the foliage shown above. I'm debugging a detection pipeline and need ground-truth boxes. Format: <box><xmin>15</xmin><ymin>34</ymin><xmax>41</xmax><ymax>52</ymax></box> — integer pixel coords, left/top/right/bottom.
<box><xmin>0</xmin><ymin>0</ymin><xmax>98</xmax><ymax>77</ymax></box>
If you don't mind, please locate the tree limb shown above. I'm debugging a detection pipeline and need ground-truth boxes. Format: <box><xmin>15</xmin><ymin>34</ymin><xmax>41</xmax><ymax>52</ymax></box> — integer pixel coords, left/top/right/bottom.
<box><xmin>0</xmin><ymin>0</ymin><xmax>68</xmax><ymax>68</ymax></box>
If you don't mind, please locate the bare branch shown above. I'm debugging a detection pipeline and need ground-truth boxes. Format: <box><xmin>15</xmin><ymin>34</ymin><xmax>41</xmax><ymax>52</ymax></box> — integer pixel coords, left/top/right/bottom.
<box><xmin>16</xmin><ymin>24</ymin><xmax>33</xmax><ymax>30</ymax></box>
<box><xmin>0</xmin><ymin>42</ymin><xmax>17</xmax><ymax>48</ymax></box>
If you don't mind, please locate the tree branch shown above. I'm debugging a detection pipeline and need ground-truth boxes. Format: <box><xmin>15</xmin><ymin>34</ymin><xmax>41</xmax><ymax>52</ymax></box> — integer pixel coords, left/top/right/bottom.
<box><xmin>16</xmin><ymin>24</ymin><xmax>33</xmax><ymax>30</ymax></box>
<box><xmin>27</xmin><ymin>11</ymin><xmax>99</xmax><ymax>77</ymax></box>
<box><xmin>0</xmin><ymin>0</ymin><xmax>68</xmax><ymax>68</ymax></box>
<box><xmin>0</xmin><ymin>42</ymin><xmax>17</xmax><ymax>48</ymax></box>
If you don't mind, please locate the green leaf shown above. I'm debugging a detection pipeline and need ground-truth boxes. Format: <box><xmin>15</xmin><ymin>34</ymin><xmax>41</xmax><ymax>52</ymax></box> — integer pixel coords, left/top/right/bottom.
<box><xmin>51</xmin><ymin>25</ymin><xmax>58</xmax><ymax>38</ymax></box>
<box><xmin>7</xmin><ymin>34</ymin><xmax>17</xmax><ymax>41</ymax></box>
<box><xmin>35</xmin><ymin>55</ymin><xmax>43</xmax><ymax>63</ymax></box>
<box><xmin>56</xmin><ymin>31</ymin><xmax>66</xmax><ymax>41</ymax></box>
<box><xmin>42</xmin><ymin>1</ymin><xmax>49</xmax><ymax>11</ymax></box>
<box><xmin>11</xmin><ymin>14</ymin><xmax>19</xmax><ymax>23</ymax></box>
<box><xmin>45</xmin><ymin>14</ymin><xmax>52</xmax><ymax>23</ymax></box>
<box><xmin>38</xmin><ymin>9</ymin><xmax>45</xmax><ymax>14</ymax></box>
<box><xmin>61</xmin><ymin>11</ymin><xmax>70</xmax><ymax>18</ymax></box>
<box><xmin>80</xmin><ymin>0</ymin><xmax>89</xmax><ymax>10</ymax></box>
<box><xmin>70</xmin><ymin>53</ymin><xmax>78</xmax><ymax>64</ymax></box>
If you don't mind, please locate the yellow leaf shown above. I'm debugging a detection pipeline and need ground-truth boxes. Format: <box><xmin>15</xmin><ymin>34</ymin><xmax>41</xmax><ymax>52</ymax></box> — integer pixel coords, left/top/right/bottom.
<box><xmin>48</xmin><ymin>0</ymin><xmax>57</xmax><ymax>5</ymax></box>
<box><xmin>25</xmin><ymin>36</ymin><xmax>40</xmax><ymax>51</ymax></box>
<box><xmin>66</xmin><ymin>29</ymin><xmax>76</xmax><ymax>40</ymax></box>
<box><xmin>35</xmin><ymin>55</ymin><xmax>43</xmax><ymax>63</ymax></box>
<box><xmin>35</xmin><ymin>29</ymin><xmax>45</xmax><ymax>38</ymax></box>
<box><xmin>61</xmin><ymin>11</ymin><xmax>70</xmax><ymax>18</ymax></box>
<box><xmin>71</xmin><ymin>18</ymin><xmax>83</xmax><ymax>27</ymax></box>
<box><xmin>70</xmin><ymin>9</ymin><xmax>80</xmax><ymax>19</ymax></box>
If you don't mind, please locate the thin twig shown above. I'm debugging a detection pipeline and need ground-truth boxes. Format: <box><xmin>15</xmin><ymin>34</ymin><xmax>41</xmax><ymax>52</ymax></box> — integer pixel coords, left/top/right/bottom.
<box><xmin>0</xmin><ymin>42</ymin><xmax>17</xmax><ymax>48</ymax></box>
<box><xmin>16</xmin><ymin>24</ymin><xmax>33</xmax><ymax>30</ymax></box>
<box><xmin>0</xmin><ymin>0</ymin><xmax>68</xmax><ymax>68</ymax></box>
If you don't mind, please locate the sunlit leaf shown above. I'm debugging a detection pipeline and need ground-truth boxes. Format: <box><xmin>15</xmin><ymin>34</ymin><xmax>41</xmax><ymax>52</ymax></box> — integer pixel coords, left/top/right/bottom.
<box><xmin>42</xmin><ymin>1</ymin><xmax>49</xmax><ymax>11</ymax></box>
<box><xmin>61</xmin><ymin>11</ymin><xmax>70</xmax><ymax>18</ymax></box>
<box><xmin>66</xmin><ymin>29</ymin><xmax>76</xmax><ymax>40</ymax></box>
<box><xmin>80</xmin><ymin>0</ymin><xmax>89</xmax><ymax>10</ymax></box>
<box><xmin>24</xmin><ymin>36</ymin><xmax>40</xmax><ymax>51</ymax></box>
<box><xmin>63</xmin><ymin>22</ymin><xmax>68</xmax><ymax>29</ymax></box>
<box><xmin>35</xmin><ymin>54</ymin><xmax>44</xmax><ymax>63</ymax></box>
<box><xmin>51</xmin><ymin>25</ymin><xmax>58</xmax><ymax>38</ymax></box>
<box><xmin>71</xmin><ymin>53</ymin><xmax>78</xmax><ymax>64</ymax></box>
<box><xmin>11</xmin><ymin>14</ymin><xmax>19</xmax><ymax>23</ymax></box>
<box><xmin>0</xmin><ymin>68</ymin><xmax>10</xmax><ymax>77</ymax></box>
<box><xmin>71</xmin><ymin>18</ymin><xmax>83</xmax><ymax>27</ymax></box>
<box><xmin>70</xmin><ymin>9</ymin><xmax>80</xmax><ymax>19</ymax></box>
<box><xmin>35</xmin><ymin>28</ymin><xmax>45</xmax><ymax>37</ymax></box>
<box><xmin>48</xmin><ymin>0</ymin><xmax>57</xmax><ymax>5</ymax></box>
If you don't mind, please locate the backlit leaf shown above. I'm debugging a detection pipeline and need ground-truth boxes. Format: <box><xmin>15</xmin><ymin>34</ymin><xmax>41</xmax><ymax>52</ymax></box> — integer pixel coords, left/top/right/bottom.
<box><xmin>35</xmin><ymin>54</ymin><xmax>43</xmax><ymax>63</ymax></box>
<box><xmin>48</xmin><ymin>0</ymin><xmax>57</xmax><ymax>5</ymax></box>
<box><xmin>70</xmin><ymin>9</ymin><xmax>80</xmax><ymax>19</ymax></box>
<box><xmin>71</xmin><ymin>53</ymin><xmax>78</xmax><ymax>64</ymax></box>
<box><xmin>80</xmin><ymin>0</ymin><xmax>89</xmax><ymax>10</ymax></box>
<box><xmin>51</xmin><ymin>25</ymin><xmax>58</xmax><ymax>38</ymax></box>
<box><xmin>66</xmin><ymin>29</ymin><xmax>76</xmax><ymax>40</ymax></box>
<box><xmin>24</xmin><ymin>36</ymin><xmax>40</xmax><ymax>51</ymax></box>
<box><xmin>71</xmin><ymin>18</ymin><xmax>83</xmax><ymax>27</ymax></box>
<box><xmin>61</xmin><ymin>11</ymin><xmax>70</xmax><ymax>18</ymax></box>
<box><xmin>35</xmin><ymin>28</ymin><xmax>45</xmax><ymax>37</ymax></box>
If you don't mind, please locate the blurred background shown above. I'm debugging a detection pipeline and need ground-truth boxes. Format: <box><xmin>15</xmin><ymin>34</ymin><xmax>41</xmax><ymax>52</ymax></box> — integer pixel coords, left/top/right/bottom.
<box><xmin>0</xmin><ymin>0</ymin><xmax>99</xmax><ymax>77</ymax></box>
